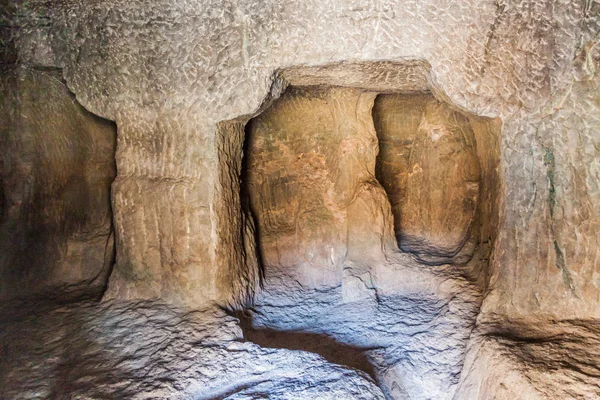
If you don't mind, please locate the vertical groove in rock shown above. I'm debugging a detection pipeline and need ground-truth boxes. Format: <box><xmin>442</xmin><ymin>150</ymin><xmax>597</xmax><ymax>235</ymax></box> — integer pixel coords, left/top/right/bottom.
<box><xmin>215</xmin><ymin>121</ymin><xmax>261</xmax><ymax>308</ymax></box>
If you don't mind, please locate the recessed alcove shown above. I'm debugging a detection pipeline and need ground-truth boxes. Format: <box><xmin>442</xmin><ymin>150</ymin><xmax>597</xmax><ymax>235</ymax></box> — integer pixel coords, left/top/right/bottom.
<box><xmin>373</xmin><ymin>93</ymin><xmax>501</xmax><ymax>266</ymax></box>
<box><xmin>0</xmin><ymin>67</ymin><xmax>117</xmax><ymax>303</ymax></box>
<box><xmin>234</xmin><ymin>63</ymin><xmax>502</xmax><ymax>399</ymax></box>
<box><xmin>239</xmin><ymin>66</ymin><xmax>501</xmax><ymax>285</ymax></box>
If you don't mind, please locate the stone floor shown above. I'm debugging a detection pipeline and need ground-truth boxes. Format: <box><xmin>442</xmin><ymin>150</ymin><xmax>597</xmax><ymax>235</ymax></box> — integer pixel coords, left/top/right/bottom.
<box><xmin>0</xmin><ymin>299</ymin><xmax>383</xmax><ymax>399</ymax></box>
<box><xmin>2</xmin><ymin>259</ymin><xmax>599</xmax><ymax>399</ymax></box>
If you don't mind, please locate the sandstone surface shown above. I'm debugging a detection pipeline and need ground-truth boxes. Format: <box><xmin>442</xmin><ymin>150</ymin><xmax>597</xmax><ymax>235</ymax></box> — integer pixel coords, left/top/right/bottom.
<box><xmin>374</xmin><ymin>94</ymin><xmax>493</xmax><ymax>265</ymax></box>
<box><xmin>0</xmin><ymin>300</ymin><xmax>385</xmax><ymax>399</ymax></box>
<box><xmin>0</xmin><ymin>67</ymin><xmax>116</xmax><ymax>302</ymax></box>
<box><xmin>2</xmin><ymin>0</ymin><xmax>600</xmax><ymax>399</ymax></box>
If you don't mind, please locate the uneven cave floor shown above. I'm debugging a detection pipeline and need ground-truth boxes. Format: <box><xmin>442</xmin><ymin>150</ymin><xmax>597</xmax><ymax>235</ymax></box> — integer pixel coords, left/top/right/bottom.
<box><xmin>0</xmin><ymin>299</ymin><xmax>383</xmax><ymax>399</ymax></box>
<box><xmin>237</xmin><ymin>254</ymin><xmax>484</xmax><ymax>400</ymax></box>
<box><xmin>242</xmin><ymin>271</ymin><xmax>600</xmax><ymax>399</ymax></box>
<box><xmin>2</xmin><ymin>258</ymin><xmax>600</xmax><ymax>400</ymax></box>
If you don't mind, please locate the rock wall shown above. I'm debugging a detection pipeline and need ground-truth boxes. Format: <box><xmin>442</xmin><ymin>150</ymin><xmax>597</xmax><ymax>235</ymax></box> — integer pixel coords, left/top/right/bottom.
<box><xmin>244</xmin><ymin>86</ymin><xmax>500</xmax><ymax>283</ymax></box>
<box><xmin>15</xmin><ymin>0</ymin><xmax>593</xmax><ymax>319</ymax></box>
<box><xmin>3</xmin><ymin>0</ymin><xmax>600</xmax><ymax>397</ymax></box>
<box><xmin>241</xmin><ymin>84</ymin><xmax>496</xmax><ymax>399</ymax></box>
<box><xmin>244</xmin><ymin>86</ymin><xmax>383</xmax><ymax>287</ymax></box>
<box><xmin>374</xmin><ymin>94</ymin><xmax>497</xmax><ymax>266</ymax></box>
<box><xmin>0</xmin><ymin>67</ymin><xmax>116</xmax><ymax>301</ymax></box>
<box><xmin>8</xmin><ymin>0</ymin><xmax>598</xmax><ymax>323</ymax></box>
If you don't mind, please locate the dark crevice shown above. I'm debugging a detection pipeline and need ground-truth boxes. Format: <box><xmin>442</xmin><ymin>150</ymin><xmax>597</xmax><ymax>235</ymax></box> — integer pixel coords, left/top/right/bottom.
<box><xmin>233</xmin><ymin>310</ymin><xmax>380</xmax><ymax>380</ymax></box>
<box><xmin>241</xmin><ymin>119</ymin><xmax>266</xmax><ymax>286</ymax></box>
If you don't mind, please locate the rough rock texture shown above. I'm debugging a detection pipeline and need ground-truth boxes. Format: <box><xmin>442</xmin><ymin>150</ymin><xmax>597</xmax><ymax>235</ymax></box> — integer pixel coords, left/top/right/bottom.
<box><xmin>457</xmin><ymin>319</ymin><xmax>600</xmax><ymax>399</ymax></box>
<box><xmin>0</xmin><ymin>67</ymin><xmax>116</xmax><ymax>301</ymax></box>
<box><xmin>245</xmin><ymin>86</ymin><xmax>383</xmax><ymax>287</ymax></box>
<box><xmin>13</xmin><ymin>0</ymin><xmax>593</xmax><ymax>318</ymax></box>
<box><xmin>374</xmin><ymin>94</ymin><xmax>496</xmax><ymax>265</ymax></box>
<box><xmin>0</xmin><ymin>300</ymin><xmax>384</xmax><ymax>399</ymax></box>
<box><xmin>243</xmin><ymin>271</ymin><xmax>482</xmax><ymax>400</ymax></box>
<box><xmin>2</xmin><ymin>0</ymin><xmax>600</xmax><ymax>399</ymax></box>
<box><xmin>241</xmin><ymin>84</ymin><xmax>493</xmax><ymax>398</ymax></box>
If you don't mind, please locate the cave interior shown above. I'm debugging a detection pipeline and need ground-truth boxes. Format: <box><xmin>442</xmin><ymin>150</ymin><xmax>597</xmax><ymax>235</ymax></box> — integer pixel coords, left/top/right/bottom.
<box><xmin>2</xmin><ymin>1</ymin><xmax>600</xmax><ymax>399</ymax></box>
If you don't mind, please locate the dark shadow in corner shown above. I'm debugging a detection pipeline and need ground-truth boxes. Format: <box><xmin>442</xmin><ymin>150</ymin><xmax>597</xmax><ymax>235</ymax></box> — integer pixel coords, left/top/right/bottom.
<box><xmin>240</xmin><ymin>119</ymin><xmax>266</xmax><ymax>283</ymax></box>
<box><xmin>0</xmin><ymin>66</ymin><xmax>118</xmax><ymax>306</ymax></box>
<box><xmin>233</xmin><ymin>310</ymin><xmax>379</xmax><ymax>380</ymax></box>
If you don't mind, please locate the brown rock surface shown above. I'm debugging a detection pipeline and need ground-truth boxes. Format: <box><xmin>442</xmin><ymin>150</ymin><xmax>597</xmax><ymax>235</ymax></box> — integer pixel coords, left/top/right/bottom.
<box><xmin>244</xmin><ymin>86</ymin><xmax>382</xmax><ymax>287</ymax></box>
<box><xmin>0</xmin><ymin>67</ymin><xmax>116</xmax><ymax>301</ymax></box>
<box><xmin>374</xmin><ymin>94</ymin><xmax>483</xmax><ymax>264</ymax></box>
<box><xmin>2</xmin><ymin>0</ymin><xmax>600</xmax><ymax>399</ymax></box>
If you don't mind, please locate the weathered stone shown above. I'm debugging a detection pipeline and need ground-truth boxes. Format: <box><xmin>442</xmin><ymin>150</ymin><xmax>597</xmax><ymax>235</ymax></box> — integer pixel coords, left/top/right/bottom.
<box><xmin>0</xmin><ymin>300</ymin><xmax>385</xmax><ymax>399</ymax></box>
<box><xmin>456</xmin><ymin>319</ymin><xmax>600</xmax><ymax>399</ymax></box>
<box><xmin>374</xmin><ymin>94</ymin><xmax>482</xmax><ymax>264</ymax></box>
<box><xmin>10</xmin><ymin>0</ymin><xmax>597</xmax><ymax>318</ymax></box>
<box><xmin>244</xmin><ymin>86</ymin><xmax>381</xmax><ymax>287</ymax></box>
<box><xmin>0</xmin><ymin>67</ymin><xmax>116</xmax><ymax>301</ymax></box>
<box><xmin>1</xmin><ymin>0</ymin><xmax>600</xmax><ymax>399</ymax></box>
<box><xmin>241</xmin><ymin>85</ymin><xmax>491</xmax><ymax>399</ymax></box>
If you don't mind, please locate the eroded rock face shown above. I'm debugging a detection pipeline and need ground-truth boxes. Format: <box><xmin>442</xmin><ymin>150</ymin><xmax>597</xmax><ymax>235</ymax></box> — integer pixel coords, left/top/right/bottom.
<box><xmin>240</xmin><ymin>85</ymin><xmax>491</xmax><ymax>398</ymax></box>
<box><xmin>456</xmin><ymin>319</ymin><xmax>600</xmax><ymax>399</ymax></box>
<box><xmin>8</xmin><ymin>0</ymin><xmax>594</xmax><ymax>322</ymax></box>
<box><xmin>3</xmin><ymin>0</ymin><xmax>600</xmax><ymax>399</ymax></box>
<box><xmin>245</xmin><ymin>271</ymin><xmax>483</xmax><ymax>400</ymax></box>
<box><xmin>0</xmin><ymin>67</ymin><xmax>116</xmax><ymax>301</ymax></box>
<box><xmin>245</xmin><ymin>86</ymin><xmax>383</xmax><ymax>287</ymax></box>
<box><xmin>374</xmin><ymin>94</ymin><xmax>482</xmax><ymax>264</ymax></box>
